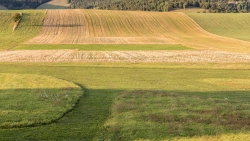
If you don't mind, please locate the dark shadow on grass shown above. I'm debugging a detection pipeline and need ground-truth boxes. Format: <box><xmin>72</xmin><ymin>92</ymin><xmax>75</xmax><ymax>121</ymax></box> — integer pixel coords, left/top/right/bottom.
<box><xmin>1</xmin><ymin>89</ymin><xmax>250</xmax><ymax>140</ymax></box>
<box><xmin>42</xmin><ymin>24</ymin><xmax>85</xmax><ymax>27</ymax></box>
<box><xmin>0</xmin><ymin>87</ymin><xmax>83</xmax><ymax>129</ymax></box>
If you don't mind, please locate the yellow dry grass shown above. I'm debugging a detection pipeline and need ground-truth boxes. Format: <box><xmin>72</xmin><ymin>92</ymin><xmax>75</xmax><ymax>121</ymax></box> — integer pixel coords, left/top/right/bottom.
<box><xmin>26</xmin><ymin>9</ymin><xmax>250</xmax><ymax>53</ymax></box>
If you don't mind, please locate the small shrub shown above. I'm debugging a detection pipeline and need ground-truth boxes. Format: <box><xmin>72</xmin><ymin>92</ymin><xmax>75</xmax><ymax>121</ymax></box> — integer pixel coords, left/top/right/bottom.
<box><xmin>12</xmin><ymin>13</ymin><xmax>21</xmax><ymax>22</ymax></box>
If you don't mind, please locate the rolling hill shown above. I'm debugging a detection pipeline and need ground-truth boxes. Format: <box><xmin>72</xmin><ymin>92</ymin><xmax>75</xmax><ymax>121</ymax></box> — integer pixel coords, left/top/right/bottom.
<box><xmin>187</xmin><ymin>13</ymin><xmax>250</xmax><ymax>42</ymax></box>
<box><xmin>25</xmin><ymin>9</ymin><xmax>250</xmax><ymax>53</ymax></box>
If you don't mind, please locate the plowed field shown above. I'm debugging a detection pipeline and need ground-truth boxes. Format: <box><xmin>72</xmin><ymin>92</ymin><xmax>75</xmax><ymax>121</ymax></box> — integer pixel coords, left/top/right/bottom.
<box><xmin>26</xmin><ymin>10</ymin><xmax>250</xmax><ymax>53</ymax></box>
<box><xmin>1</xmin><ymin>50</ymin><xmax>250</xmax><ymax>63</ymax></box>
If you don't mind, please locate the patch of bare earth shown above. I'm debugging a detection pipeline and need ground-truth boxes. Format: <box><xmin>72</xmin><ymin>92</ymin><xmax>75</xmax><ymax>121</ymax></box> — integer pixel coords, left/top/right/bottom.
<box><xmin>0</xmin><ymin>50</ymin><xmax>250</xmax><ymax>63</ymax></box>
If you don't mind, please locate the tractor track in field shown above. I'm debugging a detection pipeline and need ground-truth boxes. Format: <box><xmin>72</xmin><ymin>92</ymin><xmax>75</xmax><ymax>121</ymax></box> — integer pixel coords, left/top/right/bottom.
<box><xmin>0</xmin><ymin>50</ymin><xmax>250</xmax><ymax>63</ymax></box>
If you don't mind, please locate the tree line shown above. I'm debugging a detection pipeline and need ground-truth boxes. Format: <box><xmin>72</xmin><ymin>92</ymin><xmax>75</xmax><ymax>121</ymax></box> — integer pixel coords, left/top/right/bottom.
<box><xmin>70</xmin><ymin>0</ymin><xmax>250</xmax><ymax>12</ymax></box>
<box><xmin>0</xmin><ymin>0</ymin><xmax>50</xmax><ymax>9</ymax></box>
<box><xmin>1</xmin><ymin>0</ymin><xmax>249</xmax><ymax>12</ymax></box>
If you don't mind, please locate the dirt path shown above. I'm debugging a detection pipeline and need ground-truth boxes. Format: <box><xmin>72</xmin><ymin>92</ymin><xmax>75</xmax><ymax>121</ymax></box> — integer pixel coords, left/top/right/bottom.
<box><xmin>37</xmin><ymin>0</ymin><xmax>69</xmax><ymax>9</ymax></box>
<box><xmin>0</xmin><ymin>4</ymin><xmax>8</xmax><ymax>10</ymax></box>
<box><xmin>0</xmin><ymin>50</ymin><xmax>250</xmax><ymax>63</ymax></box>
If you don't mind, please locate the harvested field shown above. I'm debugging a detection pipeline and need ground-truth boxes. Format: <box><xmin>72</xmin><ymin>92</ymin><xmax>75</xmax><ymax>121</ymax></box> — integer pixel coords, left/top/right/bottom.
<box><xmin>26</xmin><ymin>9</ymin><xmax>88</xmax><ymax>44</ymax></box>
<box><xmin>0</xmin><ymin>50</ymin><xmax>250</xmax><ymax>63</ymax></box>
<box><xmin>26</xmin><ymin>10</ymin><xmax>250</xmax><ymax>53</ymax></box>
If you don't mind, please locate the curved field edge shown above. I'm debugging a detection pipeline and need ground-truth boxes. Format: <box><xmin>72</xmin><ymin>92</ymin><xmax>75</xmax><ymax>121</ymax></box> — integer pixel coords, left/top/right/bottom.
<box><xmin>187</xmin><ymin>13</ymin><xmax>250</xmax><ymax>42</ymax></box>
<box><xmin>0</xmin><ymin>73</ymin><xmax>83</xmax><ymax>128</ymax></box>
<box><xmin>0</xmin><ymin>10</ymin><xmax>45</xmax><ymax>50</ymax></box>
<box><xmin>0</xmin><ymin>63</ymin><xmax>250</xmax><ymax>140</ymax></box>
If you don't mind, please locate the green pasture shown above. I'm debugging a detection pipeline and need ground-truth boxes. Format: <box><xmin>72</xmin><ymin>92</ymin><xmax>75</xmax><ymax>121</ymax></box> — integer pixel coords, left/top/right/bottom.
<box><xmin>187</xmin><ymin>13</ymin><xmax>250</xmax><ymax>42</ymax></box>
<box><xmin>0</xmin><ymin>63</ymin><xmax>250</xmax><ymax>140</ymax></box>
<box><xmin>16</xmin><ymin>44</ymin><xmax>191</xmax><ymax>50</ymax></box>
<box><xmin>0</xmin><ymin>10</ymin><xmax>44</xmax><ymax>50</ymax></box>
<box><xmin>0</xmin><ymin>73</ymin><xmax>82</xmax><ymax>128</ymax></box>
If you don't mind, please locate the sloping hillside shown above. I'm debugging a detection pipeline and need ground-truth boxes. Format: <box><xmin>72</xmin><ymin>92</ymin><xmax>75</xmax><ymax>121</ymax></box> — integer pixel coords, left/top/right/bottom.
<box><xmin>26</xmin><ymin>10</ymin><xmax>250</xmax><ymax>53</ymax></box>
<box><xmin>187</xmin><ymin>13</ymin><xmax>250</xmax><ymax>42</ymax></box>
<box><xmin>37</xmin><ymin>0</ymin><xmax>69</xmax><ymax>9</ymax></box>
<box><xmin>0</xmin><ymin>10</ymin><xmax>44</xmax><ymax>50</ymax></box>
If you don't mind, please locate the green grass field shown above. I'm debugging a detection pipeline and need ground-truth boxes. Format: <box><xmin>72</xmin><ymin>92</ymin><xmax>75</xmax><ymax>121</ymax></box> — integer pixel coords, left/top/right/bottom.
<box><xmin>1</xmin><ymin>8</ymin><xmax>250</xmax><ymax>141</ymax></box>
<box><xmin>16</xmin><ymin>44</ymin><xmax>191</xmax><ymax>50</ymax></box>
<box><xmin>0</xmin><ymin>63</ymin><xmax>250</xmax><ymax>140</ymax></box>
<box><xmin>187</xmin><ymin>13</ymin><xmax>250</xmax><ymax>42</ymax></box>
<box><xmin>0</xmin><ymin>10</ymin><xmax>44</xmax><ymax>50</ymax></box>
<box><xmin>0</xmin><ymin>73</ymin><xmax>83</xmax><ymax>128</ymax></box>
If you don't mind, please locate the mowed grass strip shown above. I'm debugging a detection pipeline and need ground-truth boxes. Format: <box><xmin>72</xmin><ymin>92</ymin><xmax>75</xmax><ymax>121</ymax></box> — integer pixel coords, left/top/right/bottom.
<box><xmin>103</xmin><ymin>89</ymin><xmax>250</xmax><ymax>140</ymax></box>
<box><xmin>15</xmin><ymin>44</ymin><xmax>191</xmax><ymax>50</ymax></box>
<box><xmin>0</xmin><ymin>10</ymin><xmax>44</xmax><ymax>50</ymax></box>
<box><xmin>0</xmin><ymin>73</ymin><xmax>83</xmax><ymax>128</ymax></box>
<box><xmin>0</xmin><ymin>63</ymin><xmax>250</xmax><ymax>140</ymax></box>
<box><xmin>187</xmin><ymin>13</ymin><xmax>250</xmax><ymax>42</ymax></box>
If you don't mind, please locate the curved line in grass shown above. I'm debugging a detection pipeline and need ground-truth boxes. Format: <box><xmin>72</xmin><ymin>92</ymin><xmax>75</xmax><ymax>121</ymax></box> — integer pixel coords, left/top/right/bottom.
<box><xmin>0</xmin><ymin>73</ymin><xmax>84</xmax><ymax>129</ymax></box>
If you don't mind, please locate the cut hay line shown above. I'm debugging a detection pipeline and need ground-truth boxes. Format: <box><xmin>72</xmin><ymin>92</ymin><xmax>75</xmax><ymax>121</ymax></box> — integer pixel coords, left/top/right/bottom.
<box><xmin>0</xmin><ymin>50</ymin><xmax>250</xmax><ymax>63</ymax></box>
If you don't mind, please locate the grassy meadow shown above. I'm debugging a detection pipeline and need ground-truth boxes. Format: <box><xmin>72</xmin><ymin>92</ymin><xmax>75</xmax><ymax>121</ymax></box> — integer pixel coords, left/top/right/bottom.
<box><xmin>0</xmin><ymin>63</ymin><xmax>250</xmax><ymax>140</ymax></box>
<box><xmin>187</xmin><ymin>13</ymin><xmax>250</xmax><ymax>42</ymax></box>
<box><xmin>0</xmin><ymin>73</ymin><xmax>83</xmax><ymax>128</ymax></box>
<box><xmin>1</xmin><ymin>8</ymin><xmax>250</xmax><ymax>141</ymax></box>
